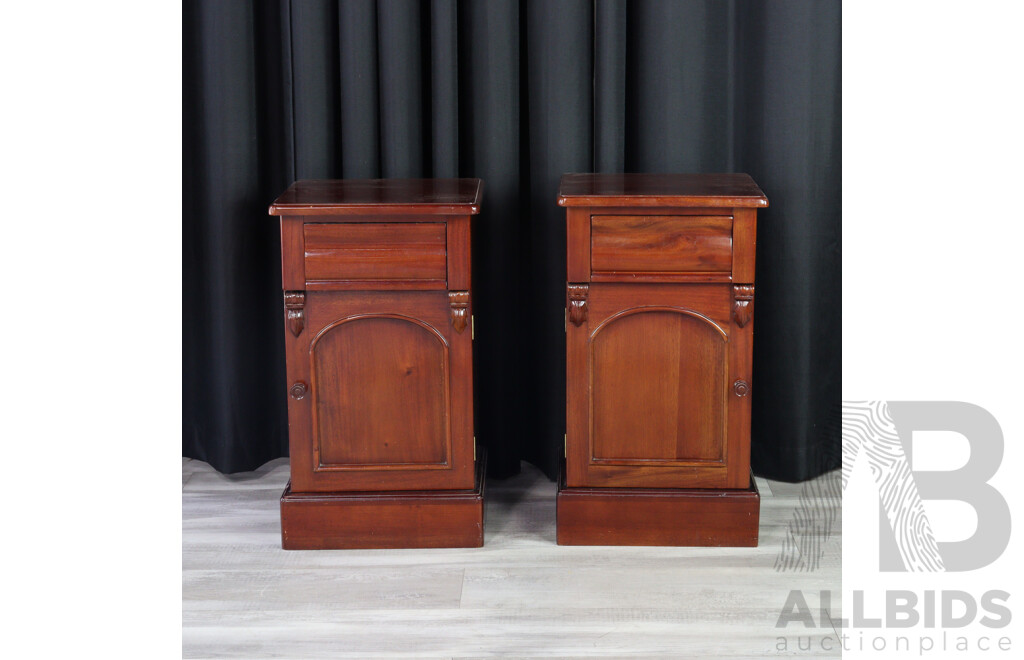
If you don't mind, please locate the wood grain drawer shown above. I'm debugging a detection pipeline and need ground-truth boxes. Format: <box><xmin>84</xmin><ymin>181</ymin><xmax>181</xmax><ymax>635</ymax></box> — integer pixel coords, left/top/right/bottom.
<box><xmin>591</xmin><ymin>215</ymin><xmax>732</xmax><ymax>277</ymax></box>
<box><xmin>303</xmin><ymin>222</ymin><xmax>447</xmax><ymax>287</ymax></box>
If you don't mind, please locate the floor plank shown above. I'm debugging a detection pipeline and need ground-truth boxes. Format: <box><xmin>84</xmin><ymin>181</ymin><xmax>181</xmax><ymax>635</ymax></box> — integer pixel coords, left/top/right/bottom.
<box><xmin>183</xmin><ymin>460</ymin><xmax>840</xmax><ymax>658</ymax></box>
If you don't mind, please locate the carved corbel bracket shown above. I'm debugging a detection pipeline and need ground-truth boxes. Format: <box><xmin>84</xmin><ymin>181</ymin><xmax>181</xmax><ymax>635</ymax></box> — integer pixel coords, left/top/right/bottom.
<box><xmin>449</xmin><ymin>291</ymin><xmax>470</xmax><ymax>333</ymax></box>
<box><xmin>733</xmin><ymin>285</ymin><xmax>754</xmax><ymax>328</ymax></box>
<box><xmin>284</xmin><ymin>290</ymin><xmax>305</xmax><ymax>337</ymax></box>
<box><xmin>567</xmin><ymin>283</ymin><xmax>589</xmax><ymax>327</ymax></box>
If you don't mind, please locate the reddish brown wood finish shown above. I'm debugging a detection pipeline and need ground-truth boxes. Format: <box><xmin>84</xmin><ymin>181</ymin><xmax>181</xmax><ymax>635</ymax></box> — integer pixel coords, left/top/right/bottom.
<box><xmin>284</xmin><ymin>291</ymin><xmax>305</xmax><ymax>337</ymax></box>
<box><xmin>280</xmin><ymin>218</ymin><xmax>305</xmax><ymax>289</ymax></box>
<box><xmin>272</xmin><ymin>178</ymin><xmax>482</xmax><ymax>549</ymax></box>
<box><xmin>313</xmin><ymin>315</ymin><xmax>451</xmax><ymax>467</ymax></box>
<box><xmin>558</xmin><ymin>173</ymin><xmax>766</xmax><ymax>546</ymax></box>
<box><xmin>270</xmin><ymin>178</ymin><xmax>483</xmax><ymax>216</ymax></box>
<box><xmin>592</xmin><ymin>309</ymin><xmax>726</xmax><ymax>463</ymax></box>
<box><xmin>731</xmin><ymin>207</ymin><xmax>758</xmax><ymax>284</ymax></box>
<box><xmin>566</xmin><ymin>284</ymin><xmax>589</xmax><ymax>327</ymax></box>
<box><xmin>281</xmin><ymin>453</ymin><xmax>485</xmax><ymax>550</ymax></box>
<box><xmin>566</xmin><ymin>207</ymin><xmax>592</xmax><ymax>282</ymax></box>
<box><xmin>557</xmin><ymin>173</ymin><xmax>768</xmax><ymax>209</ymax></box>
<box><xmin>568</xmin><ymin>283</ymin><xmax>741</xmax><ymax>489</ymax></box>
<box><xmin>556</xmin><ymin>466</ymin><xmax>759</xmax><ymax>547</ymax></box>
<box><xmin>303</xmin><ymin>222</ymin><xmax>447</xmax><ymax>283</ymax></box>
<box><xmin>448</xmin><ymin>291</ymin><xmax>470</xmax><ymax>333</ymax></box>
<box><xmin>591</xmin><ymin>215</ymin><xmax>733</xmax><ymax>274</ymax></box>
<box><xmin>287</xmin><ymin>290</ymin><xmax>474</xmax><ymax>492</ymax></box>
<box><xmin>446</xmin><ymin>215</ymin><xmax>471</xmax><ymax>290</ymax></box>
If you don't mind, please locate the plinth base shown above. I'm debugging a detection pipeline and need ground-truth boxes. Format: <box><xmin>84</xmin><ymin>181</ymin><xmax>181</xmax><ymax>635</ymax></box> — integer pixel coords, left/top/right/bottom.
<box><xmin>556</xmin><ymin>465</ymin><xmax>759</xmax><ymax>547</ymax></box>
<box><xmin>280</xmin><ymin>453</ymin><xmax>485</xmax><ymax>550</ymax></box>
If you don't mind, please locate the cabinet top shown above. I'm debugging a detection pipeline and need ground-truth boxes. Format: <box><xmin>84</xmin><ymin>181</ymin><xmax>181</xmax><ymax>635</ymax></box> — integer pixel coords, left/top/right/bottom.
<box><xmin>557</xmin><ymin>173</ymin><xmax>768</xmax><ymax>208</ymax></box>
<box><xmin>269</xmin><ymin>178</ymin><xmax>483</xmax><ymax>216</ymax></box>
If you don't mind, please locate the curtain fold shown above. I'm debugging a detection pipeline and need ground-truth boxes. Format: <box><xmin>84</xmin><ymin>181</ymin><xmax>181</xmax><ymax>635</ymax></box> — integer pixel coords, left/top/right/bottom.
<box><xmin>459</xmin><ymin>0</ymin><xmax>525</xmax><ymax>477</ymax></box>
<box><xmin>737</xmin><ymin>0</ymin><xmax>843</xmax><ymax>481</ymax></box>
<box><xmin>338</xmin><ymin>0</ymin><xmax>380</xmax><ymax>178</ymax></box>
<box><xmin>183</xmin><ymin>0</ymin><xmax>841</xmax><ymax>482</ymax></box>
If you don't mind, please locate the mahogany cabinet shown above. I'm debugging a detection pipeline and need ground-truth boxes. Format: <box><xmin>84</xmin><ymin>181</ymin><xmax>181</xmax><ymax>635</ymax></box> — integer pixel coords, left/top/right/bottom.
<box><xmin>556</xmin><ymin>173</ymin><xmax>768</xmax><ymax>546</ymax></box>
<box><xmin>269</xmin><ymin>179</ymin><xmax>484</xmax><ymax>549</ymax></box>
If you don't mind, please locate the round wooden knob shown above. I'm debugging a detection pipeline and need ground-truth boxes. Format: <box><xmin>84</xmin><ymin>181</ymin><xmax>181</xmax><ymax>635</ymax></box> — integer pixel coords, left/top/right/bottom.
<box><xmin>289</xmin><ymin>382</ymin><xmax>308</xmax><ymax>400</ymax></box>
<box><xmin>733</xmin><ymin>380</ymin><xmax>749</xmax><ymax>397</ymax></box>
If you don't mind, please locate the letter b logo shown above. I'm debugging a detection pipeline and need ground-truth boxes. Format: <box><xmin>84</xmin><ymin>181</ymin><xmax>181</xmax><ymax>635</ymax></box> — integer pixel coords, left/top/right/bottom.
<box><xmin>843</xmin><ymin>401</ymin><xmax>1010</xmax><ymax>572</ymax></box>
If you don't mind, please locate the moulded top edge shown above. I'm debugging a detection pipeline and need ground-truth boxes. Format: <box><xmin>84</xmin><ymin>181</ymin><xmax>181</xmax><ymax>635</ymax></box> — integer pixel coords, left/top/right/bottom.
<box><xmin>269</xmin><ymin>178</ymin><xmax>483</xmax><ymax>216</ymax></box>
<box><xmin>556</xmin><ymin>173</ymin><xmax>768</xmax><ymax>208</ymax></box>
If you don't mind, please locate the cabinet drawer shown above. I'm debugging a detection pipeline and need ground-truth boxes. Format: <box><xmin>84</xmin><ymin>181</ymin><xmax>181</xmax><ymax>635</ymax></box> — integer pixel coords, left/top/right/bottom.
<box><xmin>304</xmin><ymin>223</ymin><xmax>447</xmax><ymax>286</ymax></box>
<box><xmin>591</xmin><ymin>215</ymin><xmax>732</xmax><ymax>276</ymax></box>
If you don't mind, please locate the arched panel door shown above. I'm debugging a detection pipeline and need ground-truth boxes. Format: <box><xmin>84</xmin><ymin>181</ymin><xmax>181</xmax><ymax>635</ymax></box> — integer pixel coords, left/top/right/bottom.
<box><xmin>311</xmin><ymin>316</ymin><xmax>450</xmax><ymax>469</ymax></box>
<box><xmin>591</xmin><ymin>309</ymin><xmax>727</xmax><ymax>464</ymax></box>
<box><xmin>566</xmin><ymin>283</ymin><xmax>747</xmax><ymax>489</ymax></box>
<box><xmin>285</xmin><ymin>290</ymin><xmax>475</xmax><ymax>493</ymax></box>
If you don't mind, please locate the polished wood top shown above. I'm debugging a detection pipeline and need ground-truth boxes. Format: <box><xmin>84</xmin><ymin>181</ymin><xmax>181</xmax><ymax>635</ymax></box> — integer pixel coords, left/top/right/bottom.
<box><xmin>270</xmin><ymin>178</ymin><xmax>483</xmax><ymax>216</ymax></box>
<box><xmin>557</xmin><ymin>173</ymin><xmax>768</xmax><ymax>208</ymax></box>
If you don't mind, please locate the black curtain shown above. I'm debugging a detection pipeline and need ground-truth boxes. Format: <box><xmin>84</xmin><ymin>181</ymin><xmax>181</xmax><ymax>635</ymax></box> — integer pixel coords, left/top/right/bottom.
<box><xmin>183</xmin><ymin>0</ymin><xmax>841</xmax><ymax>483</ymax></box>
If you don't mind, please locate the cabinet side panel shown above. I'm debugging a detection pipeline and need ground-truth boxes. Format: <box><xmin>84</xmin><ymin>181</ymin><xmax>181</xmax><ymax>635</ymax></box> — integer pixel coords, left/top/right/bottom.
<box><xmin>567</xmin><ymin>208</ymin><xmax>592</xmax><ymax>281</ymax></box>
<box><xmin>280</xmin><ymin>216</ymin><xmax>305</xmax><ymax>289</ymax></box>
<box><xmin>446</xmin><ymin>215</ymin><xmax>471</xmax><ymax>289</ymax></box>
<box><xmin>732</xmin><ymin>208</ymin><xmax>757</xmax><ymax>283</ymax></box>
<box><xmin>726</xmin><ymin>297</ymin><xmax>754</xmax><ymax>487</ymax></box>
<box><xmin>283</xmin><ymin>292</ymin><xmax>314</xmax><ymax>485</ymax></box>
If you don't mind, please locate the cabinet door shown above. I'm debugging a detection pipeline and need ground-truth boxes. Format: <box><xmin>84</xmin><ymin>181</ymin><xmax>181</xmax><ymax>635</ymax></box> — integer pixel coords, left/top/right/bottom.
<box><xmin>284</xmin><ymin>290</ymin><xmax>474</xmax><ymax>492</ymax></box>
<box><xmin>566</xmin><ymin>283</ymin><xmax>751</xmax><ymax>489</ymax></box>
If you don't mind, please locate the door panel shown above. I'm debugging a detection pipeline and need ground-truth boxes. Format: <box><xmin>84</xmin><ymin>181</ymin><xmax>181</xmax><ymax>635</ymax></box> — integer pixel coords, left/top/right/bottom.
<box><xmin>567</xmin><ymin>283</ymin><xmax>749</xmax><ymax>489</ymax></box>
<box><xmin>312</xmin><ymin>316</ymin><xmax>450</xmax><ymax>467</ymax></box>
<box><xmin>591</xmin><ymin>309</ymin><xmax>726</xmax><ymax>463</ymax></box>
<box><xmin>286</xmin><ymin>290</ymin><xmax>474</xmax><ymax>492</ymax></box>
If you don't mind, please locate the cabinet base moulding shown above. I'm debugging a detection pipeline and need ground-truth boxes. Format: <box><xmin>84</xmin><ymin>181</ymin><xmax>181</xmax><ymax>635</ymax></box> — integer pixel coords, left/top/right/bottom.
<box><xmin>280</xmin><ymin>452</ymin><xmax>486</xmax><ymax>550</ymax></box>
<box><xmin>555</xmin><ymin>464</ymin><xmax>759</xmax><ymax>547</ymax></box>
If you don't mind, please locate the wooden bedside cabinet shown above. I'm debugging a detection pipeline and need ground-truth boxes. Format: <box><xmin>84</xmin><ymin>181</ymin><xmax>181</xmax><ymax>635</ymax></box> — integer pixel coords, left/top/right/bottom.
<box><xmin>269</xmin><ymin>179</ymin><xmax>484</xmax><ymax>549</ymax></box>
<box><xmin>555</xmin><ymin>173</ymin><xmax>768</xmax><ymax>546</ymax></box>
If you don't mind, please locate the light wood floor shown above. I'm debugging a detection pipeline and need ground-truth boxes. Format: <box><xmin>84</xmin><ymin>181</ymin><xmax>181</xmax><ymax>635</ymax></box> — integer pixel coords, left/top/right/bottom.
<box><xmin>183</xmin><ymin>458</ymin><xmax>841</xmax><ymax>658</ymax></box>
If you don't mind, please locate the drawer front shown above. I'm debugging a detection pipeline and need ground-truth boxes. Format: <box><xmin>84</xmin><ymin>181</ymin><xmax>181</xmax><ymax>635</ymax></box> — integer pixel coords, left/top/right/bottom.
<box><xmin>304</xmin><ymin>223</ymin><xmax>447</xmax><ymax>285</ymax></box>
<box><xmin>591</xmin><ymin>215</ymin><xmax>732</xmax><ymax>275</ymax></box>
